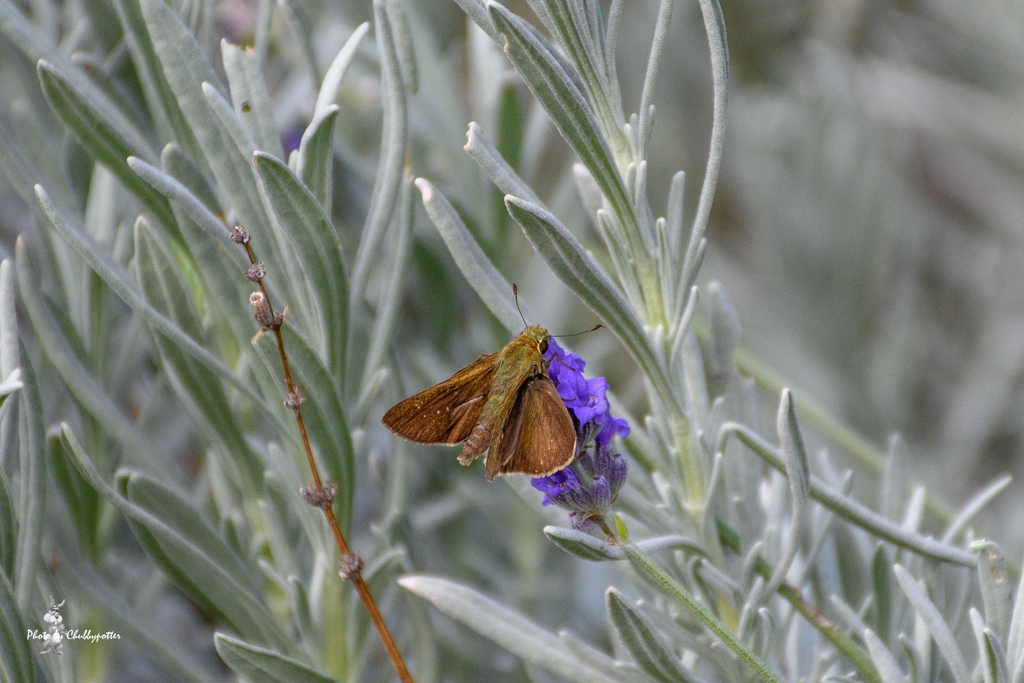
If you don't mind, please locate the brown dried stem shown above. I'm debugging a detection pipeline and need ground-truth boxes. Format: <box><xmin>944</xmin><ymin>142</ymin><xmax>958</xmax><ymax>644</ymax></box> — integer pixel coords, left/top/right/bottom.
<box><xmin>234</xmin><ymin>227</ymin><xmax>414</xmax><ymax>683</ymax></box>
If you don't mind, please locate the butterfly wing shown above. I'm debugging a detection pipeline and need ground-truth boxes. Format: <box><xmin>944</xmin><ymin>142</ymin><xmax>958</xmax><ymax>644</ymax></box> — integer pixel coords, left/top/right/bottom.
<box><xmin>485</xmin><ymin>376</ymin><xmax>576</xmax><ymax>480</ymax></box>
<box><xmin>382</xmin><ymin>353</ymin><xmax>498</xmax><ymax>445</ymax></box>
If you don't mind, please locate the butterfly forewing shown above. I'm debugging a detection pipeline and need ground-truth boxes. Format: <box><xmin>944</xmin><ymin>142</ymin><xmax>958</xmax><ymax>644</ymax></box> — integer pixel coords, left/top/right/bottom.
<box><xmin>488</xmin><ymin>376</ymin><xmax>576</xmax><ymax>480</ymax></box>
<box><xmin>382</xmin><ymin>353</ymin><xmax>498</xmax><ymax>444</ymax></box>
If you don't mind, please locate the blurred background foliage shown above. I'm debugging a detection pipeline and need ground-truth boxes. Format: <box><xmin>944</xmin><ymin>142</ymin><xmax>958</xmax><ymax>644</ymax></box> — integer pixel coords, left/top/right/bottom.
<box><xmin>1</xmin><ymin>0</ymin><xmax>1023</xmax><ymax>680</ymax></box>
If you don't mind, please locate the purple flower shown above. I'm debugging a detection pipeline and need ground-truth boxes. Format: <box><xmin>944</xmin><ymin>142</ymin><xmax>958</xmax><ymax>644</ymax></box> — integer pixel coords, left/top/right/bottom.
<box><xmin>531</xmin><ymin>337</ymin><xmax>630</xmax><ymax>537</ymax></box>
<box><xmin>544</xmin><ymin>339</ymin><xmax>630</xmax><ymax>442</ymax></box>
<box><xmin>532</xmin><ymin>467</ymin><xmax>593</xmax><ymax>513</ymax></box>
<box><xmin>596</xmin><ymin>416</ymin><xmax>629</xmax><ymax>447</ymax></box>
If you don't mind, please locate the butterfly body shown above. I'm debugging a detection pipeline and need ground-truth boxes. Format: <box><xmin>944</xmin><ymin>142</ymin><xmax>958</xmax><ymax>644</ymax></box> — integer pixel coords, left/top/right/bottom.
<box><xmin>382</xmin><ymin>325</ymin><xmax>576</xmax><ymax>480</ymax></box>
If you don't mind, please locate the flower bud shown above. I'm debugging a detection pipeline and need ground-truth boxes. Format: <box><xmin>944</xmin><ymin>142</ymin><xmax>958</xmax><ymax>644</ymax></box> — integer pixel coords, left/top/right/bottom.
<box><xmin>591</xmin><ymin>475</ymin><xmax>611</xmax><ymax>513</ymax></box>
<box><xmin>569</xmin><ymin>512</ymin><xmax>604</xmax><ymax>537</ymax></box>
<box><xmin>607</xmin><ymin>453</ymin><xmax>628</xmax><ymax>497</ymax></box>
<box><xmin>577</xmin><ymin>451</ymin><xmax>595</xmax><ymax>477</ymax></box>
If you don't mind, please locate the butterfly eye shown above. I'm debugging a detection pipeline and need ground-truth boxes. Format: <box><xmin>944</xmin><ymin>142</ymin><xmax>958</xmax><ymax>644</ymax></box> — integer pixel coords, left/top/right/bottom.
<box><xmin>539</xmin><ymin>339</ymin><xmax>548</xmax><ymax>353</ymax></box>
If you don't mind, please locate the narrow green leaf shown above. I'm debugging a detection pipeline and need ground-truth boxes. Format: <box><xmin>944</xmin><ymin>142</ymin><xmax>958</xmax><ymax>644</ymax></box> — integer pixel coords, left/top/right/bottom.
<box><xmin>942</xmin><ymin>475</ymin><xmax>1013</xmax><ymax>543</ymax></box>
<box><xmin>0</xmin><ymin>262</ymin><xmax>17</xmax><ymax>381</ymax></box>
<box><xmin>16</xmin><ymin>237</ymin><xmax>148</xmax><ymax>465</ymax></box>
<box><xmin>637</xmin><ymin>0</ymin><xmax>675</xmax><ymax>159</ymax></box>
<box><xmin>465</xmin><ymin>121</ymin><xmax>541</xmax><ymax>205</ymax></box>
<box><xmin>33</xmin><ymin>184</ymin><xmax>282</xmax><ymax>429</ymax></box>
<box><xmin>314</xmin><ymin>22</ymin><xmax>369</xmax><ymax>116</ymax></box>
<box><xmin>451</xmin><ymin>0</ymin><xmax>497</xmax><ymax>41</ymax></box>
<box><xmin>254</xmin><ymin>151</ymin><xmax>347</xmax><ymax>377</ymax></box>
<box><xmin>36</xmin><ymin>60</ymin><xmax>176</xmax><ymax>229</ymax></box>
<box><xmin>0</xmin><ymin>0</ymin><xmax>140</xmax><ymax>162</ymax></box>
<box><xmin>110</xmin><ymin>0</ymin><xmax>201</xmax><ymax>160</ymax></box>
<box><xmin>1005</xmin><ymin>551</ymin><xmax>1024</xmax><ymax>683</ymax></box>
<box><xmin>0</xmin><ymin>115</ymin><xmax>46</xmax><ymax>205</ymax></box>
<box><xmin>682</xmin><ymin>0</ymin><xmax>729</xmax><ymax>293</ymax></box>
<box><xmin>215</xmin><ymin>633</ymin><xmax>335</xmax><ymax>683</ymax></box>
<box><xmin>278</xmin><ymin>0</ymin><xmax>320</xmax><ymax>84</ymax></box>
<box><xmin>0</xmin><ymin>455</ymin><xmax>15</xmax><ymax>579</ymax></box>
<box><xmin>898</xmin><ymin>633</ymin><xmax>925</xmax><ymax>683</ymax></box>
<box><xmin>871</xmin><ymin>545</ymin><xmax>892</xmax><ymax>643</ymax></box>
<box><xmin>766</xmin><ymin>389</ymin><xmax>809</xmax><ymax>597</ymax></box>
<box><xmin>715</xmin><ymin>519</ymin><xmax>881</xmax><ymax>683</ymax></box>
<box><xmin>399</xmin><ymin>575</ymin><xmax>626</xmax><ymax>683</ymax></box>
<box><xmin>486</xmin><ymin>1</ymin><xmax>658</xmax><ymax>323</ymax></box>
<box><xmin>974</xmin><ymin>542</ymin><xmax>1012</xmax><ymax>645</ymax></box>
<box><xmin>251</xmin><ymin>326</ymin><xmax>354</xmax><ymax>534</ymax></box>
<box><xmin>202</xmin><ymin>81</ymin><xmax>257</xmax><ymax>160</ymax></box>
<box><xmin>14</xmin><ymin>348</ymin><xmax>45</xmax><ymax>613</ymax></box>
<box><xmin>296</xmin><ymin>106</ymin><xmax>339</xmax><ymax>212</ymax></box>
<box><xmin>623</xmin><ymin>543</ymin><xmax>785</xmax><ymax>683</ymax></box>
<box><xmin>665</xmin><ymin>170</ymin><xmax>685</xmax><ymax>279</ymax></box>
<box><xmin>543</xmin><ymin>526</ymin><xmax>624</xmax><ymax>561</ymax></box>
<box><xmin>349</xmin><ymin>0</ymin><xmax>408</xmax><ymax>312</ymax></box>
<box><xmin>159</xmin><ymin>143</ymin><xmax>220</xmax><ymax>214</ymax></box>
<box><xmin>607</xmin><ymin>587</ymin><xmax>702</xmax><ymax>683</ymax></box>
<box><xmin>972</xmin><ymin>609</ymin><xmax>1011</xmax><ymax>683</ymax></box>
<box><xmin>133</xmin><ymin>219</ymin><xmax>263</xmax><ymax>490</ymax></box>
<box><xmin>893</xmin><ymin>564</ymin><xmax>970</xmax><ymax>683</ymax></box>
<box><xmin>254</xmin><ymin>0</ymin><xmax>273</xmax><ymax>64</ymax></box>
<box><xmin>536</xmin><ymin>0</ymin><xmax>627</xmax><ymax>160</ymax></box>
<box><xmin>705</xmin><ymin>281</ymin><xmax>740</xmax><ymax>384</ymax></box>
<box><xmin>123</xmin><ymin>471</ymin><xmax>263</xmax><ymax>593</ymax></box>
<box><xmin>57</xmin><ymin>425</ymin><xmax>291</xmax><ymax>651</ymax></box>
<box><xmin>863</xmin><ymin>629</ymin><xmax>904</xmax><ymax>683</ymax></box>
<box><xmin>139</xmin><ymin>0</ymin><xmax>294</xmax><ymax>309</ymax></box>
<box><xmin>222</xmin><ymin>40</ymin><xmax>283</xmax><ymax>158</ymax></box>
<box><xmin>880</xmin><ymin>434</ymin><xmax>909</xmax><ymax>523</ymax></box>
<box><xmin>58</xmin><ymin>558</ymin><xmax>221</xmax><ymax>683</ymax></box>
<box><xmin>718</xmin><ymin>423</ymin><xmax>976</xmax><ymax>567</ymax></box>
<box><xmin>25</xmin><ymin>63</ymin><xmax>156</xmax><ymax>168</ymax></box>
<box><xmin>138</xmin><ymin>0</ymin><xmax>225</xmax><ymax>101</ymax></box>
<box><xmin>128</xmin><ymin>156</ymin><xmax>255</xmax><ymax>342</ymax></box>
<box><xmin>0</xmin><ymin>570</ymin><xmax>33</xmax><ymax>683</ymax></box>
<box><xmin>48</xmin><ymin>431</ymin><xmax>101</xmax><ymax>559</ymax></box>
<box><xmin>361</xmin><ymin>175</ymin><xmax>412</xmax><ymax>391</ymax></box>
<box><xmin>986</xmin><ymin>631</ymin><xmax>1011</xmax><ymax>683</ymax></box>
<box><xmin>416</xmin><ymin>179</ymin><xmax>522</xmax><ymax>335</ymax></box>
<box><xmin>141</xmin><ymin>149</ymin><xmax>234</xmax><ymax>257</ymax></box>
<box><xmin>384</xmin><ymin>0</ymin><xmax>418</xmax><ymax>92</ymax></box>
<box><xmin>504</xmin><ymin>196</ymin><xmax>674</xmax><ymax>411</ymax></box>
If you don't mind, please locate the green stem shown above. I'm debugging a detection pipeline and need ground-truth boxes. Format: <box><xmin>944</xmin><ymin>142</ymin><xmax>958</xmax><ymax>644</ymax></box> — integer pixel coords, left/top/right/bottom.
<box><xmin>623</xmin><ymin>543</ymin><xmax>784</xmax><ymax>683</ymax></box>
<box><xmin>669</xmin><ymin>412</ymin><xmax>705</xmax><ymax>515</ymax></box>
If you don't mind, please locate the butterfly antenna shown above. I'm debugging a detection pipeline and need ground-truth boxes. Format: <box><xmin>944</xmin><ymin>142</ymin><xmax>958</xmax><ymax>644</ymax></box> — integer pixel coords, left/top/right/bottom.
<box><xmin>512</xmin><ymin>283</ymin><xmax>528</xmax><ymax>327</ymax></box>
<box><xmin>551</xmin><ymin>324</ymin><xmax>603</xmax><ymax>338</ymax></box>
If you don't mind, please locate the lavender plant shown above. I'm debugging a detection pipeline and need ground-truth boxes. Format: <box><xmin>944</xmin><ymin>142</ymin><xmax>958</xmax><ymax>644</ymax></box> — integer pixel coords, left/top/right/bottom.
<box><xmin>0</xmin><ymin>0</ymin><xmax>1020</xmax><ymax>681</ymax></box>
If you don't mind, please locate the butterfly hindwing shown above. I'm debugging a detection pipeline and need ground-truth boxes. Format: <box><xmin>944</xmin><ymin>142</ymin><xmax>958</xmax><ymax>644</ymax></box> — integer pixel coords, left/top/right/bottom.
<box><xmin>486</xmin><ymin>375</ymin><xmax>576</xmax><ymax>480</ymax></box>
<box><xmin>382</xmin><ymin>353</ymin><xmax>498</xmax><ymax>445</ymax></box>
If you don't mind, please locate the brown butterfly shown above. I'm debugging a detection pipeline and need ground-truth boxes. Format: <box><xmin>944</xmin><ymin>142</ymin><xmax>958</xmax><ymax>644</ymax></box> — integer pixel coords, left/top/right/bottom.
<box><xmin>382</xmin><ymin>293</ymin><xmax>592</xmax><ymax>480</ymax></box>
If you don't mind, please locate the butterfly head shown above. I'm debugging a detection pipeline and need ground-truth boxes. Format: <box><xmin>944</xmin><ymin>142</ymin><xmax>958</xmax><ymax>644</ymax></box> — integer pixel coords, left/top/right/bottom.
<box><xmin>521</xmin><ymin>325</ymin><xmax>551</xmax><ymax>355</ymax></box>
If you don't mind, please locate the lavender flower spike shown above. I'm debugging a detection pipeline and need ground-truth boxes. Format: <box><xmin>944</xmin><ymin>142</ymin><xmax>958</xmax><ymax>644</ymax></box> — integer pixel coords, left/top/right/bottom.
<box><xmin>531</xmin><ymin>338</ymin><xmax>630</xmax><ymax>538</ymax></box>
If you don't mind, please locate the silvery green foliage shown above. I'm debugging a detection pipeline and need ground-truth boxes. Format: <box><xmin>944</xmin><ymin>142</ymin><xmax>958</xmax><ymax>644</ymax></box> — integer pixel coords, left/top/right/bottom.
<box><xmin>0</xmin><ymin>0</ymin><xmax>1020</xmax><ymax>682</ymax></box>
<box><xmin>405</xmin><ymin>3</ymin><xmax>1024</xmax><ymax>683</ymax></box>
<box><xmin>0</xmin><ymin>0</ymin><xmax>421</xmax><ymax>680</ymax></box>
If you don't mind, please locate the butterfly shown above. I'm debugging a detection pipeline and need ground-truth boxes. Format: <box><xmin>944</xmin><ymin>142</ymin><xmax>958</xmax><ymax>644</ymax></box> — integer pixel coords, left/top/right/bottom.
<box><xmin>382</xmin><ymin>322</ymin><xmax>578</xmax><ymax>481</ymax></box>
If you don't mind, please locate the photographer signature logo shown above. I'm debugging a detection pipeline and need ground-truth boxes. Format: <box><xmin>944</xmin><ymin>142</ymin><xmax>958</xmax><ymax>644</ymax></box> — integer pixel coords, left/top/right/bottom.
<box><xmin>27</xmin><ymin>596</ymin><xmax>121</xmax><ymax>654</ymax></box>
